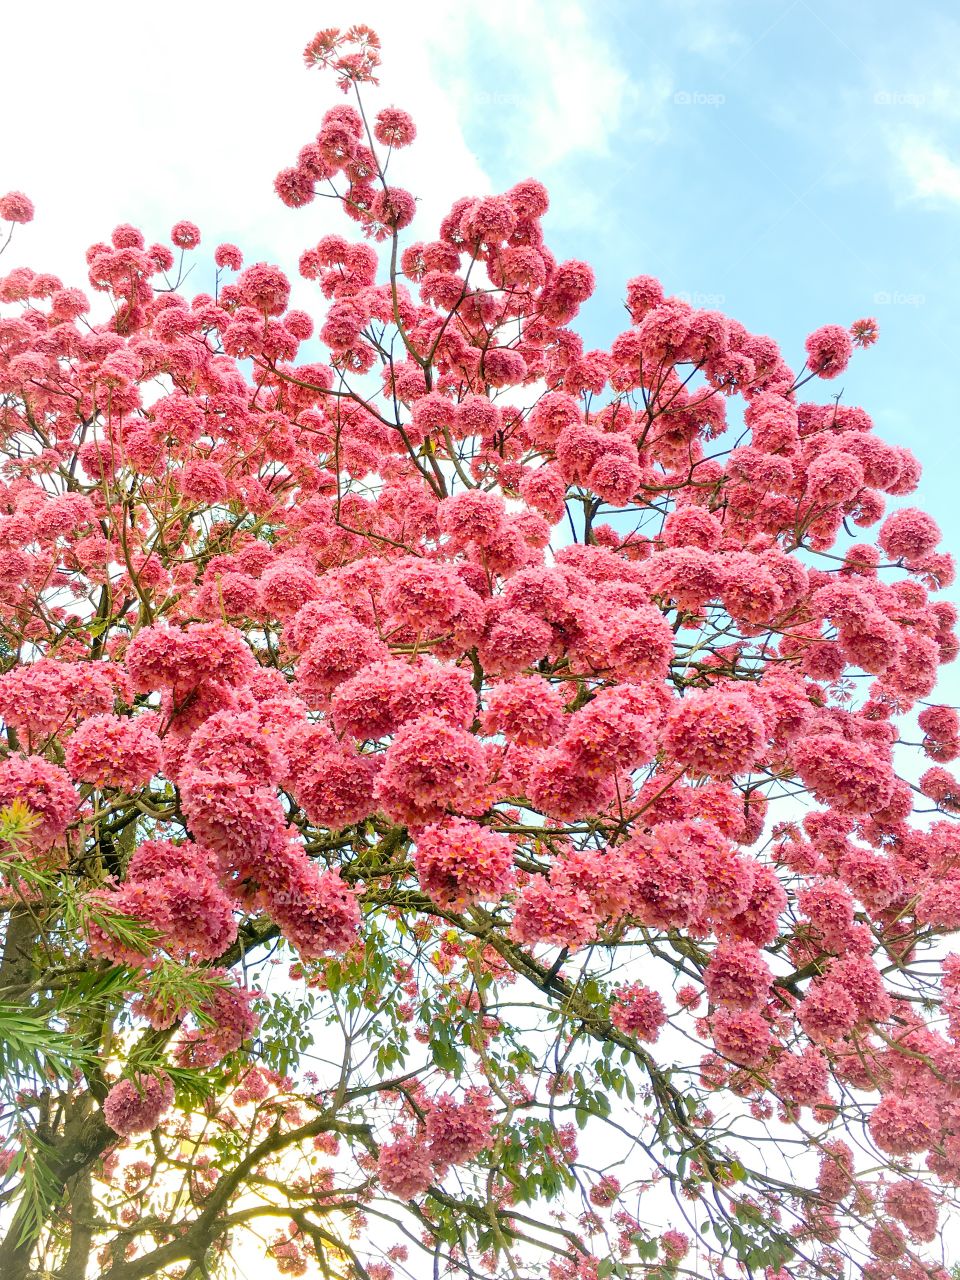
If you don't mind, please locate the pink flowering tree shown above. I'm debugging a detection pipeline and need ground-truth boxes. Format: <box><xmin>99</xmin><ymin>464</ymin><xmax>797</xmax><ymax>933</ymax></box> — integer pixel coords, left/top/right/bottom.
<box><xmin>1</xmin><ymin>23</ymin><xmax>959</xmax><ymax>1280</ymax></box>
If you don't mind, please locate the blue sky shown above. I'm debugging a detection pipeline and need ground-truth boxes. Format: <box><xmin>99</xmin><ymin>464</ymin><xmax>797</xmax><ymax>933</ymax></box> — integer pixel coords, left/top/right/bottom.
<box><xmin>439</xmin><ymin>0</ymin><xmax>960</xmax><ymax>533</ymax></box>
<box><xmin>6</xmin><ymin>0</ymin><xmax>959</xmax><ymax>626</ymax></box>
<box><xmin>431</xmin><ymin>0</ymin><xmax>960</xmax><ymax>713</ymax></box>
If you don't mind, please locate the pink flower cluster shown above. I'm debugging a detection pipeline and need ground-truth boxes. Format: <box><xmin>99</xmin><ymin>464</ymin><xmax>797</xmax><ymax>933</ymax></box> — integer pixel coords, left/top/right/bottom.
<box><xmin>0</xmin><ymin>25</ymin><xmax>957</xmax><ymax>1269</ymax></box>
<box><xmin>610</xmin><ymin>983</ymin><xmax>667</xmax><ymax>1042</ymax></box>
<box><xmin>412</xmin><ymin>818</ymin><xmax>516</xmax><ymax>908</ymax></box>
<box><xmin>377</xmin><ymin>1088</ymin><xmax>494</xmax><ymax>1198</ymax></box>
<box><xmin>65</xmin><ymin>713</ymin><xmax>161</xmax><ymax>790</ymax></box>
<box><xmin>103</xmin><ymin>1072</ymin><xmax>174</xmax><ymax>1137</ymax></box>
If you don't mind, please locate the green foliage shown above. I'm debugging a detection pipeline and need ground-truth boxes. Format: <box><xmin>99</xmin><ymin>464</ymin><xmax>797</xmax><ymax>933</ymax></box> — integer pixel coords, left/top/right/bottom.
<box><xmin>498</xmin><ymin>1116</ymin><xmax>576</xmax><ymax>1203</ymax></box>
<box><xmin>5</xmin><ymin>1134</ymin><xmax>62</xmax><ymax>1247</ymax></box>
<box><xmin>429</xmin><ymin>1016</ymin><xmax>464</xmax><ymax>1077</ymax></box>
<box><xmin>258</xmin><ymin>989</ymin><xmax>317</xmax><ymax>1077</ymax></box>
<box><xmin>706</xmin><ymin>1199</ymin><xmax>796</xmax><ymax>1273</ymax></box>
<box><xmin>137</xmin><ymin>959</ymin><xmax>233</xmax><ymax>1030</ymax></box>
<box><xmin>0</xmin><ymin>1002</ymin><xmax>89</xmax><ymax>1086</ymax></box>
<box><xmin>60</xmin><ymin>887</ymin><xmax>159</xmax><ymax>959</ymax></box>
<box><xmin>165</xmin><ymin>1063</ymin><xmax>224</xmax><ymax>1111</ymax></box>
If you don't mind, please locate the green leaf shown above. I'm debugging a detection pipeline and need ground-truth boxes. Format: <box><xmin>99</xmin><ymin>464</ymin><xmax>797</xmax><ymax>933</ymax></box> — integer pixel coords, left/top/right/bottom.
<box><xmin>165</xmin><ymin>1064</ymin><xmax>217</xmax><ymax>1108</ymax></box>
<box><xmin>6</xmin><ymin>1128</ymin><xmax>62</xmax><ymax>1247</ymax></box>
<box><xmin>431</xmin><ymin>1036</ymin><xmax>460</xmax><ymax>1074</ymax></box>
<box><xmin>0</xmin><ymin>1003</ymin><xmax>90</xmax><ymax>1086</ymax></box>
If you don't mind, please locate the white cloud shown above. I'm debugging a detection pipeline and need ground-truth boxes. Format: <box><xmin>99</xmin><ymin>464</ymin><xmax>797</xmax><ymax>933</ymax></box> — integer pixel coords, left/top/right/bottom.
<box><xmin>421</xmin><ymin>0</ymin><xmax>674</xmax><ymax>242</ymax></box>
<box><xmin>2</xmin><ymin>0</ymin><xmax>667</xmax><ymax>290</ymax></box>
<box><xmin>1</xmin><ymin>0</ymin><xmax>491</xmax><ymax>286</ymax></box>
<box><xmin>889</xmin><ymin>130</ymin><xmax>960</xmax><ymax>205</ymax></box>
<box><xmin>450</xmin><ymin>0</ymin><xmax>668</xmax><ymax>171</ymax></box>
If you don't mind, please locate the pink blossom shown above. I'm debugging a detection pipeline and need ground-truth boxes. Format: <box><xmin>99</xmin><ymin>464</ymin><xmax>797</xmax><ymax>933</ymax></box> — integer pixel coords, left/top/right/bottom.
<box><xmin>792</xmin><ymin>736</ymin><xmax>895</xmax><ymax>816</ymax></box>
<box><xmin>269</xmin><ymin>862</ymin><xmax>361</xmax><ymax>959</ymax></box>
<box><xmin>0</xmin><ymin>755</ymin><xmax>77</xmax><ymax>850</ymax></box>
<box><xmin>772</xmin><ymin>1045</ymin><xmax>829</xmax><ymax>1106</ymax></box>
<box><xmin>798</xmin><ymin>978</ymin><xmax>858</xmax><ymax>1043</ymax></box>
<box><xmin>125</xmin><ymin>623</ymin><xmax>255</xmax><ymax>695</ymax></box>
<box><xmin>0</xmin><ymin>191</ymin><xmax>34</xmax><ymax>223</ymax></box>
<box><xmin>377</xmin><ymin>1133</ymin><xmax>433</xmax><ymax>1200</ymax></box>
<box><xmin>0</xmin><ymin>658</ymin><xmax>116</xmax><ymax>740</ymax></box>
<box><xmin>868</xmin><ymin>1094</ymin><xmax>938</xmax><ymax>1156</ymax></box>
<box><xmin>610</xmin><ymin>984</ymin><xmax>667</xmax><ymax>1042</ymax></box>
<box><xmin>370</xmin><ymin>187</ymin><xmax>416</xmax><ymax>235</ymax></box>
<box><xmin>815</xmin><ymin>1139</ymin><xmax>854</xmax><ymax>1202</ymax></box>
<box><xmin>296</xmin><ymin>620</ymin><xmax>389</xmax><ymax>701</ymax></box>
<box><xmin>179</xmin><ymin>458</ymin><xmax>229</xmax><ymax>505</ymax></box>
<box><xmin>589</xmin><ymin>1175</ymin><xmax>621</xmax><ymax>1206</ymax></box>
<box><xmin>412</xmin><ymin>818</ymin><xmax>515</xmax><ymax>907</ymax></box>
<box><xmin>526</xmin><ymin>747</ymin><xmax>618</xmax><ymax>822</ymax></box>
<box><xmin>660</xmin><ymin>1230</ymin><xmax>689</xmax><ymax>1262</ymax></box>
<box><xmin>186</xmin><ymin>708</ymin><xmax>286</xmax><ymax>786</ymax></box>
<box><xmin>180</xmin><ymin>768</ymin><xmax>287</xmax><ymax>867</ymax></box>
<box><xmin>624</xmin><ymin>822</ymin><xmax>707</xmax><ymax>930</ymax></box>
<box><xmin>562</xmin><ymin>684</ymin><xmax>660</xmax><ymax>774</ymax></box>
<box><xmin>869</xmin><ymin>1221</ymin><xmax>906</xmax><ymax>1262</ymax></box>
<box><xmin>215</xmin><ymin>243</ymin><xmax>243</xmax><ymax>270</ymax></box>
<box><xmin>480</xmin><ymin>675</ymin><xmax>566</xmax><ymax>748</ymax></box>
<box><xmin>103</xmin><ymin>1072</ymin><xmax>174</xmax><ymax>1137</ymax></box>
<box><xmin>375</xmin><ymin>715</ymin><xmax>487</xmax><ymax>825</ymax></box>
<box><xmin>425</xmin><ymin>1089</ymin><xmax>494</xmax><ymax>1167</ymax></box>
<box><xmin>804</xmin><ymin>324</ymin><xmax>853</xmax><ymax>378</ymax></box>
<box><xmin>293</xmin><ymin>747</ymin><xmax>378</xmax><ymax>830</ymax></box>
<box><xmin>711</xmin><ymin>1007</ymin><xmax>773</xmax><ymax>1067</ymax></box>
<box><xmin>173</xmin><ymin>976</ymin><xmax>259</xmax><ymax>1065</ymax></box>
<box><xmin>878</xmin><ymin>507</ymin><xmax>941</xmax><ymax>562</ymax></box>
<box><xmin>170</xmin><ymin>220</ymin><xmax>201</xmax><ymax>249</ymax></box>
<box><xmin>510</xmin><ymin>873</ymin><xmax>599</xmax><ymax>950</ymax></box>
<box><xmin>850</xmin><ymin>317</ymin><xmax>879</xmax><ymax>347</ymax></box>
<box><xmin>665</xmin><ymin>689</ymin><xmax>766</xmax><ymax>777</ymax></box>
<box><xmin>704</xmin><ymin>942</ymin><xmax>772</xmax><ymax>1010</ymax></box>
<box><xmin>65</xmin><ymin>714</ymin><xmax>161</xmax><ymax>790</ymax></box>
<box><xmin>374</xmin><ymin>107</ymin><xmax>416</xmax><ymax>148</ymax></box>
<box><xmin>437</xmin><ymin>489</ymin><xmax>507</xmax><ymax>547</ymax></box>
<box><xmin>883</xmin><ymin>1178</ymin><xmax>938</xmax><ymax>1242</ymax></box>
<box><xmin>116</xmin><ymin>870</ymin><xmax>237</xmax><ymax>962</ymax></box>
<box><xmin>235</xmin><ymin>262</ymin><xmax>291</xmax><ymax>316</ymax></box>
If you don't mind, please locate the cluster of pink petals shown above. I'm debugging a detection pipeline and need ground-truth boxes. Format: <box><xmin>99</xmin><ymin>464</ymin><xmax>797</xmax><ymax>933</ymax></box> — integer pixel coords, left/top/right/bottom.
<box><xmin>664</xmin><ymin>689</ymin><xmax>766</xmax><ymax>777</ymax></box>
<box><xmin>377</xmin><ymin>1088</ymin><xmax>494</xmax><ymax>1201</ymax></box>
<box><xmin>376</xmin><ymin>1132</ymin><xmax>434</xmax><ymax>1200</ymax></box>
<box><xmin>412</xmin><ymin>818</ymin><xmax>516</xmax><ymax>908</ymax></box>
<box><xmin>65</xmin><ymin>713</ymin><xmax>162</xmax><ymax>790</ymax></box>
<box><xmin>1</xmin><ymin>29</ymin><xmax>959</xmax><ymax>1270</ymax></box>
<box><xmin>0</xmin><ymin>754</ymin><xmax>77</xmax><ymax>850</ymax></box>
<box><xmin>609</xmin><ymin>983</ymin><xmax>667</xmax><ymax>1042</ymax></box>
<box><xmin>0</xmin><ymin>191</ymin><xmax>34</xmax><ymax>223</ymax></box>
<box><xmin>424</xmin><ymin>1088</ymin><xmax>494</xmax><ymax>1168</ymax></box>
<box><xmin>103</xmin><ymin>1072</ymin><xmax>174</xmax><ymax>1137</ymax></box>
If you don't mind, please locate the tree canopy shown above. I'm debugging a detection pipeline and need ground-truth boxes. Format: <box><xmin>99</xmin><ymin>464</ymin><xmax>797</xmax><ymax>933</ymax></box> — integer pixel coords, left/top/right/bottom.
<box><xmin>0</xmin><ymin>23</ymin><xmax>959</xmax><ymax>1280</ymax></box>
